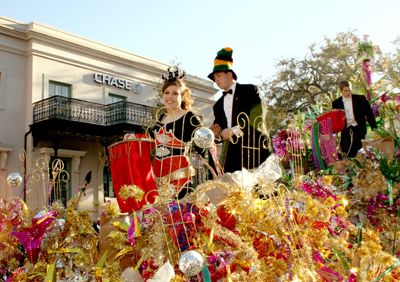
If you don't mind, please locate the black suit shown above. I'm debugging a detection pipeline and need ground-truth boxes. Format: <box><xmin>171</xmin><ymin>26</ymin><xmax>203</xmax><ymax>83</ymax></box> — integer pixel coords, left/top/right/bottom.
<box><xmin>213</xmin><ymin>83</ymin><xmax>270</xmax><ymax>173</ymax></box>
<box><xmin>332</xmin><ymin>94</ymin><xmax>377</xmax><ymax>157</ymax></box>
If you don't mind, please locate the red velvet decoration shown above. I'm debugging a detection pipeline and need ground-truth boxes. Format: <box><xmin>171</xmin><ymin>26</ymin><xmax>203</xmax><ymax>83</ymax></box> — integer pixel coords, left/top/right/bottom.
<box><xmin>108</xmin><ymin>135</ymin><xmax>157</xmax><ymax>213</ymax></box>
<box><xmin>316</xmin><ymin>109</ymin><xmax>346</xmax><ymax>132</ymax></box>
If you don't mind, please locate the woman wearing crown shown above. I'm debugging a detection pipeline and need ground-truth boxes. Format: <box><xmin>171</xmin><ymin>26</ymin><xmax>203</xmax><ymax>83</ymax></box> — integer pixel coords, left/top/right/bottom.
<box><xmin>150</xmin><ymin>67</ymin><xmax>203</xmax><ymax>199</ymax></box>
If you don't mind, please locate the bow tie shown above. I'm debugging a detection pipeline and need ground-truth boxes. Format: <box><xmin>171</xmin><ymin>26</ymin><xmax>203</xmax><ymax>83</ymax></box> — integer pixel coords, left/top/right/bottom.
<box><xmin>223</xmin><ymin>89</ymin><xmax>233</xmax><ymax>96</ymax></box>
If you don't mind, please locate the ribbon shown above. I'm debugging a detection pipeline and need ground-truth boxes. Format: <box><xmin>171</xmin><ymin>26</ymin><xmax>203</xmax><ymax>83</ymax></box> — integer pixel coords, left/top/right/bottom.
<box><xmin>46</xmin><ymin>263</ymin><xmax>56</xmax><ymax>282</ymax></box>
<box><xmin>219</xmin><ymin>140</ymin><xmax>229</xmax><ymax>170</ymax></box>
<box><xmin>128</xmin><ymin>212</ymin><xmax>141</xmax><ymax>249</ymax></box>
<box><xmin>47</xmin><ymin>248</ymin><xmax>82</xmax><ymax>254</ymax></box>
<box><xmin>95</xmin><ymin>250</ymin><xmax>108</xmax><ymax>280</ymax></box>
<box><xmin>226</xmin><ymin>264</ymin><xmax>233</xmax><ymax>282</ymax></box>
<box><xmin>202</xmin><ymin>263</ymin><xmax>212</xmax><ymax>282</ymax></box>
<box><xmin>77</xmin><ymin>185</ymin><xmax>86</xmax><ymax>196</ymax></box>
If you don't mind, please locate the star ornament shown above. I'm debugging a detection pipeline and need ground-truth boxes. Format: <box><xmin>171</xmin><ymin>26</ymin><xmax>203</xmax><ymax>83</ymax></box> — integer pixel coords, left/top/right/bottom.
<box><xmin>11</xmin><ymin>211</ymin><xmax>57</xmax><ymax>263</ymax></box>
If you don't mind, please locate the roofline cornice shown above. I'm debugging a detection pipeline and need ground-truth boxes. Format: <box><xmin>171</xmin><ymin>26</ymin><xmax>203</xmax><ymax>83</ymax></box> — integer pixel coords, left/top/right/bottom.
<box><xmin>0</xmin><ymin>16</ymin><xmax>217</xmax><ymax>95</ymax></box>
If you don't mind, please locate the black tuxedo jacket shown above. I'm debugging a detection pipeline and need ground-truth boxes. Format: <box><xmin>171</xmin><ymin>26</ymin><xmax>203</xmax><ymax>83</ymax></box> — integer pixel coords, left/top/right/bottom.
<box><xmin>332</xmin><ymin>94</ymin><xmax>377</xmax><ymax>136</ymax></box>
<box><xmin>213</xmin><ymin>83</ymin><xmax>269</xmax><ymax>172</ymax></box>
<box><xmin>213</xmin><ymin>83</ymin><xmax>261</xmax><ymax>130</ymax></box>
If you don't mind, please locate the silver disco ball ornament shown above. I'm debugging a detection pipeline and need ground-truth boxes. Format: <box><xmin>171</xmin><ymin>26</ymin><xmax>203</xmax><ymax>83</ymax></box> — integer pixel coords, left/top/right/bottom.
<box><xmin>7</xmin><ymin>172</ymin><xmax>23</xmax><ymax>188</ymax></box>
<box><xmin>193</xmin><ymin>127</ymin><xmax>214</xmax><ymax>149</ymax></box>
<box><xmin>179</xmin><ymin>250</ymin><xmax>204</xmax><ymax>277</ymax></box>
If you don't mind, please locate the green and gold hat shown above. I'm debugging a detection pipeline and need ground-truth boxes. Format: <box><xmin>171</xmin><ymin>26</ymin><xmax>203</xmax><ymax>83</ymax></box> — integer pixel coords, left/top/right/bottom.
<box><xmin>207</xmin><ymin>47</ymin><xmax>237</xmax><ymax>81</ymax></box>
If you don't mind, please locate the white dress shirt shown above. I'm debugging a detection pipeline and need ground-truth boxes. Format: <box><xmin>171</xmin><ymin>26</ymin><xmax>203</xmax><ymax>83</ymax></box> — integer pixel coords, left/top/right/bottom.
<box><xmin>223</xmin><ymin>82</ymin><xmax>242</xmax><ymax>137</ymax></box>
<box><xmin>224</xmin><ymin>82</ymin><xmax>236</xmax><ymax>128</ymax></box>
<box><xmin>343</xmin><ymin>95</ymin><xmax>358</xmax><ymax>127</ymax></box>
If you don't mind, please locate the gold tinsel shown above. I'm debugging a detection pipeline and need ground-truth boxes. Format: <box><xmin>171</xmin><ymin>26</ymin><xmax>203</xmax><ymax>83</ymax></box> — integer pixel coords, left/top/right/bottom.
<box><xmin>324</xmin><ymin>196</ymin><xmax>336</xmax><ymax>208</ymax></box>
<box><xmin>156</xmin><ymin>176</ymin><xmax>177</xmax><ymax>203</ymax></box>
<box><xmin>73</xmin><ymin>251</ymin><xmax>92</xmax><ymax>267</ymax></box>
<box><xmin>67</xmin><ymin>198</ymin><xmax>77</xmax><ymax>209</ymax></box>
<box><xmin>33</xmin><ymin>260</ymin><xmax>47</xmax><ymax>274</ymax></box>
<box><xmin>102</xmin><ymin>201</ymin><xmax>120</xmax><ymax>219</ymax></box>
<box><xmin>107</xmin><ymin>231</ymin><xmax>130</xmax><ymax>250</ymax></box>
<box><xmin>13</xmin><ymin>269</ymin><xmax>29</xmax><ymax>281</ymax></box>
<box><xmin>7</xmin><ymin>257</ymin><xmax>19</xmax><ymax>269</ymax></box>
<box><xmin>335</xmin><ymin>206</ymin><xmax>348</xmax><ymax>217</ymax></box>
<box><xmin>49</xmin><ymin>200</ymin><xmax>67</xmax><ymax>219</ymax></box>
<box><xmin>103</xmin><ymin>260</ymin><xmax>122</xmax><ymax>281</ymax></box>
<box><xmin>119</xmin><ymin>184</ymin><xmax>145</xmax><ymax>201</ymax></box>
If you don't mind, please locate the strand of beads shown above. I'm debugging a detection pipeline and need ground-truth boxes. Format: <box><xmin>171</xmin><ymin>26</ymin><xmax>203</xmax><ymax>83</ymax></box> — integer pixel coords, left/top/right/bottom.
<box><xmin>322</xmin><ymin>119</ymin><xmax>333</xmax><ymax>164</ymax></box>
<box><xmin>311</xmin><ymin>124</ymin><xmax>321</xmax><ymax>170</ymax></box>
<box><xmin>313</xmin><ymin>123</ymin><xmax>325</xmax><ymax>170</ymax></box>
<box><xmin>10</xmin><ymin>174</ymin><xmax>31</xmax><ymax>220</ymax></box>
<box><xmin>319</xmin><ymin>122</ymin><xmax>327</xmax><ymax>165</ymax></box>
<box><xmin>284</xmin><ymin>197</ymin><xmax>293</xmax><ymax>281</ymax></box>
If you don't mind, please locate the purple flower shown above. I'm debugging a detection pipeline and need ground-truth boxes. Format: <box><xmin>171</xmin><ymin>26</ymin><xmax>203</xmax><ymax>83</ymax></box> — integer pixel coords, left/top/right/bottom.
<box><xmin>272</xmin><ymin>129</ymin><xmax>304</xmax><ymax>158</ymax></box>
<box><xmin>371</xmin><ymin>103</ymin><xmax>379</xmax><ymax>118</ymax></box>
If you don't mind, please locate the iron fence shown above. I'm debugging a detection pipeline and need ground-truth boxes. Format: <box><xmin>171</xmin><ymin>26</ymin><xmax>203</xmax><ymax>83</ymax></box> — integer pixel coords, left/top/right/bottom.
<box><xmin>33</xmin><ymin>96</ymin><xmax>154</xmax><ymax>126</ymax></box>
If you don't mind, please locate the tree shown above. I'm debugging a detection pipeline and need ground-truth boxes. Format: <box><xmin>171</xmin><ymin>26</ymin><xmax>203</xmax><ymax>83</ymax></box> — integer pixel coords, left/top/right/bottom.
<box><xmin>382</xmin><ymin>36</ymin><xmax>400</xmax><ymax>88</ymax></box>
<box><xmin>260</xmin><ymin>31</ymin><xmax>362</xmax><ymax>131</ymax></box>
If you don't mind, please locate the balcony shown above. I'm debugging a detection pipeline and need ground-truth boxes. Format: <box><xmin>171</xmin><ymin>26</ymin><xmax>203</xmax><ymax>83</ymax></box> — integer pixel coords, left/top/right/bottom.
<box><xmin>33</xmin><ymin>96</ymin><xmax>153</xmax><ymax>126</ymax></box>
<box><xmin>31</xmin><ymin>96</ymin><xmax>155</xmax><ymax>146</ymax></box>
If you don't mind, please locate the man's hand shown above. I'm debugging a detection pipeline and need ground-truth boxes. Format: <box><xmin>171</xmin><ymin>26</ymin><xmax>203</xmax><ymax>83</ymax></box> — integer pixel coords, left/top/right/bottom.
<box><xmin>220</xmin><ymin>128</ymin><xmax>234</xmax><ymax>140</ymax></box>
<box><xmin>211</xmin><ymin>124</ymin><xmax>221</xmax><ymax>139</ymax></box>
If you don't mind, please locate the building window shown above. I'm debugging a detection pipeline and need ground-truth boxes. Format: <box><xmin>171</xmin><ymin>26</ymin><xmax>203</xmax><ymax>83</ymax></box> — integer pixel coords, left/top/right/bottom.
<box><xmin>49</xmin><ymin>157</ymin><xmax>72</xmax><ymax>206</ymax></box>
<box><xmin>49</xmin><ymin>81</ymin><xmax>71</xmax><ymax>97</ymax></box>
<box><xmin>109</xmin><ymin>93</ymin><xmax>126</xmax><ymax>104</ymax></box>
<box><xmin>103</xmin><ymin>166</ymin><xmax>114</xmax><ymax>198</ymax></box>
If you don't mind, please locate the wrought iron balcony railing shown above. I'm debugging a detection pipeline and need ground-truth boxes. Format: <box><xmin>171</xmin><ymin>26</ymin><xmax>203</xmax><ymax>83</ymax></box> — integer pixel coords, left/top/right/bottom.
<box><xmin>32</xmin><ymin>96</ymin><xmax>154</xmax><ymax>126</ymax></box>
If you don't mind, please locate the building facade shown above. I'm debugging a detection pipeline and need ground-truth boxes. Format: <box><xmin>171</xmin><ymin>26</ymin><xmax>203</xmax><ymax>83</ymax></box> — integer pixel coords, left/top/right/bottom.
<box><xmin>0</xmin><ymin>16</ymin><xmax>216</xmax><ymax>218</ymax></box>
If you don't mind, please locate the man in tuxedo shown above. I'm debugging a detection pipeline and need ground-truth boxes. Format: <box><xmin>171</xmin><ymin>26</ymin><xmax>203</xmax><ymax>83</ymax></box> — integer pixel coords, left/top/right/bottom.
<box><xmin>209</xmin><ymin>47</ymin><xmax>270</xmax><ymax>173</ymax></box>
<box><xmin>332</xmin><ymin>80</ymin><xmax>377</xmax><ymax>157</ymax></box>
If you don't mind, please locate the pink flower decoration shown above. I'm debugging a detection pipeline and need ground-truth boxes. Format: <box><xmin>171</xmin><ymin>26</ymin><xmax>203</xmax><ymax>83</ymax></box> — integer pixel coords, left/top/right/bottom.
<box><xmin>316</xmin><ymin>266</ymin><xmax>344</xmax><ymax>281</ymax></box>
<box><xmin>380</xmin><ymin>93</ymin><xmax>389</xmax><ymax>104</ymax></box>
<box><xmin>395</xmin><ymin>95</ymin><xmax>400</xmax><ymax>105</ymax></box>
<box><xmin>347</xmin><ymin>269</ymin><xmax>357</xmax><ymax>282</ymax></box>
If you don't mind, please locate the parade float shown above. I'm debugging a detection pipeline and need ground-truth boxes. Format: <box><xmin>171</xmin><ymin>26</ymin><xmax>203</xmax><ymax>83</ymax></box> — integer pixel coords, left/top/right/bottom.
<box><xmin>1</xmin><ymin>36</ymin><xmax>400</xmax><ymax>282</ymax></box>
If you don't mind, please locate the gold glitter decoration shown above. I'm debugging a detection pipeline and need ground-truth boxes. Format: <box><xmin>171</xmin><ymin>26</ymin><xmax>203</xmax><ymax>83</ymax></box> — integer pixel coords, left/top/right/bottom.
<box><xmin>119</xmin><ymin>184</ymin><xmax>145</xmax><ymax>201</ymax></box>
<box><xmin>102</xmin><ymin>201</ymin><xmax>120</xmax><ymax>219</ymax></box>
<box><xmin>93</xmin><ymin>201</ymin><xmax>100</xmax><ymax>208</ymax></box>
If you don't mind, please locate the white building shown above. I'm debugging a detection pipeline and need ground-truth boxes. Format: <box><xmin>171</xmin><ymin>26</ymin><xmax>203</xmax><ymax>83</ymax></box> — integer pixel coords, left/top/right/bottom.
<box><xmin>0</xmin><ymin>15</ymin><xmax>216</xmax><ymax>218</ymax></box>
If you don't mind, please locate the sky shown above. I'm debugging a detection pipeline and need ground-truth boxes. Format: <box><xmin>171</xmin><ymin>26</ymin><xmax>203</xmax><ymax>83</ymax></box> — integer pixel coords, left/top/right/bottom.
<box><xmin>1</xmin><ymin>0</ymin><xmax>400</xmax><ymax>91</ymax></box>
